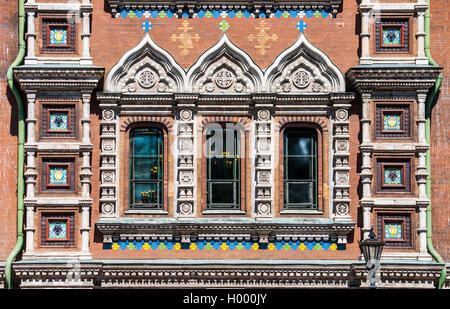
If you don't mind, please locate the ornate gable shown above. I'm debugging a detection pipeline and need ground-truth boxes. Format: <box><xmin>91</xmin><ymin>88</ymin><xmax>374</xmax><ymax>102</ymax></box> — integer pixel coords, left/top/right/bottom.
<box><xmin>186</xmin><ymin>34</ymin><xmax>264</xmax><ymax>93</ymax></box>
<box><xmin>104</xmin><ymin>34</ymin><xmax>186</xmax><ymax>93</ymax></box>
<box><xmin>265</xmin><ymin>34</ymin><xmax>345</xmax><ymax>93</ymax></box>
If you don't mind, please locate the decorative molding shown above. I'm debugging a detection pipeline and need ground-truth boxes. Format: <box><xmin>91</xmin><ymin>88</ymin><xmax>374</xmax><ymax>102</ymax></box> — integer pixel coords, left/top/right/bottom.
<box><xmin>105</xmin><ymin>0</ymin><xmax>343</xmax><ymax>16</ymax></box>
<box><xmin>105</xmin><ymin>34</ymin><xmax>185</xmax><ymax>93</ymax></box>
<box><xmin>265</xmin><ymin>34</ymin><xmax>346</xmax><ymax>93</ymax></box>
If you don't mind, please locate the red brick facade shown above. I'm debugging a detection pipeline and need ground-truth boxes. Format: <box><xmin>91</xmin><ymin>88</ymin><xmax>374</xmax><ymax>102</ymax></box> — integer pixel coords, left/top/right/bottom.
<box><xmin>0</xmin><ymin>0</ymin><xmax>449</xmax><ymax>288</ymax></box>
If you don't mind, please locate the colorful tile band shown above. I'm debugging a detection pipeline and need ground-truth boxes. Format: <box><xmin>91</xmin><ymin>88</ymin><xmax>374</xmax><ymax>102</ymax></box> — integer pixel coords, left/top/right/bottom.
<box><xmin>104</xmin><ymin>239</ymin><xmax>345</xmax><ymax>251</ymax></box>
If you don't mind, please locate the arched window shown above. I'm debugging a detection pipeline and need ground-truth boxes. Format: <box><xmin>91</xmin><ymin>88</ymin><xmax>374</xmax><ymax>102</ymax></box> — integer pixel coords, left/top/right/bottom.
<box><xmin>205</xmin><ymin>123</ymin><xmax>241</xmax><ymax>210</ymax></box>
<box><xmin>283</xmin><ymin>128</ymin><xmax>318</xmax><ymax>210</ymax></box>
<box><xmin>129</xmin><ymin>127</ymin><xmax>164</xmax><ymax>209</ymax></box>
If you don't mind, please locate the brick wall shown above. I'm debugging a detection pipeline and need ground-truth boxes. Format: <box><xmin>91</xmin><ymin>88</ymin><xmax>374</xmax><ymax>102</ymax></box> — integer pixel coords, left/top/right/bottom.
<box><xmin>429</xmin><ymin>0</ymin><xmax>450</xmax><ymax>262</ymax></box>
<box><xmin>0</xmin><ymin>0</ymin><xmax>18</xmax><ymax>260</ymax></box>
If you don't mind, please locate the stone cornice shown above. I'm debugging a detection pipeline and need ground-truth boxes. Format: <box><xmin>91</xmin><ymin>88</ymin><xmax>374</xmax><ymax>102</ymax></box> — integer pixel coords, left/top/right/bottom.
<box><xmin>105</xmin><ymin>0</ymin><xmax>343</xmax><ymax>15</ymax></box>
<box><xmin>95</xmin><ymin>218</ymin><xmax>355</xmax><ymax>242</ymax></box>
<box><xmin>11</xmin><ymin>260</ymin><xmax>444</xmax><ymax>288</ymax></box>
<box><xmin>13</xmin><ymin>65</ymin><xmax>104</xmax><ymax>92</ymax></box>
<box><xmin>346</xmin><ymin>65</ymin><xmax>443</xmax><ymax>92</ymax></box>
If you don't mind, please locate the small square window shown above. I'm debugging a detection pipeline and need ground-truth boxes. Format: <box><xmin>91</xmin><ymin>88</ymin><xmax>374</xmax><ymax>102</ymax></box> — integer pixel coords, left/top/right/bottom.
<box><xmin>41</xmin><ymin>103</ymin><xmax>77</xmax><ymax>138</ymax></box>
<box><xmin>376</xmin><ymin>158</ymin><xmax>411</xmax><ymax>193</ymax></box>
<box><xmin>41</xmin><ymin>212</ymin><xmax>75</xmax><ymax>247</ymax></box>
<box><xmin>375</xmin><ymin>19</ymin><xmax>409</xmax><ymax>53</ymax></box>
<box><xmin>41</xmin><ymin>158</ymin><xmax>75</xmax><ymax>192</ymax></box>
<box><xmin>42</xmin><ymin>19</ymin><xmax>76</xmax><ymax>53</ymax></box>
<box><xmin>377</xmin><ymin>214</ymin><xmax>411</xmax><ymax>247</ymax></box>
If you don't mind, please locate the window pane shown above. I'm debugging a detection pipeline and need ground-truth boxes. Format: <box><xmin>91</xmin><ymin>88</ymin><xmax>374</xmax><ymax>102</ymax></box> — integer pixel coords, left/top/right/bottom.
<box><xmin>286</xmin><ymin>157</ymin><xmax>313</xmax><ymax>180</ymax></box>
<box><xmin>129</xmin><ymin>127</ymin><xmax>163</xmax><ymax>209</ymax></box>
<box><xmin>209</xmin><ymin>157</ymin><xmax>236</xmax><ymax>180</ymax></box>
<box><xmin>210</xmin><ymin>182</ymin><xmax>236</xmax><ymax>204</ymax></box>
<box><xmin>286</xmin><ymin>134</ymin><xmax>312</xmax><ymax>155</ymax></box>
<box><xmin>133</xmin><ymin>182</ymin><xmax>161</xmax><ymax>205</ymax></box>
<box><xmin>205</xmin><ymin>124</ymin><xmax>241</xmax><ymax>210</ymax></box>
<box><xmin>132</xmin><ymin>158</ymin><xmax>161</xmax><ymax>180</ymax></box>
<box><xmin>286</xmin><ymin>182</ymin><xmax>313</xmax><ymax>204</ymax></box>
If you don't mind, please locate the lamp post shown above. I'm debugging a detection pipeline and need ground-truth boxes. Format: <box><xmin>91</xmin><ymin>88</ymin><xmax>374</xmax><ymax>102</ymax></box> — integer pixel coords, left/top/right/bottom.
<box><xmin>359</xmin><ymin>228</ymin><xmax>385</xmax><ymax>289</ymax></box>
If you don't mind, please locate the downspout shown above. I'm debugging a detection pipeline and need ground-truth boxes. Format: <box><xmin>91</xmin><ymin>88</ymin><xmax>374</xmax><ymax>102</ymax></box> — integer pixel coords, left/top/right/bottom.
<box><xmin>5</xmin><ymin>0</ymin><xmax>26</xmax><ymax>289</ymax></box>
<box><xmin>424</xmin><ymin>0</ymin><xmax>446</xmax><ymax>289</ymax></box>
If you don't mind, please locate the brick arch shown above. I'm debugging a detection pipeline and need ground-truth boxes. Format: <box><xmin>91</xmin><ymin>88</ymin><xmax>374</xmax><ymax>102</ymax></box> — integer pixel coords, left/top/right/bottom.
<box><xmin>275</xmin><ymin>116</ymin><xmax>328</xmax><ymax>132</ymax></box>
<box><xmin>120</xmin><ymin>116</ymin><xmax>173</xmax><ymax>132</ymax></box>
<box><xmin>198</xmin><ymin>116</ymin><xmax>251</xmax><ymax>132</ymax></box>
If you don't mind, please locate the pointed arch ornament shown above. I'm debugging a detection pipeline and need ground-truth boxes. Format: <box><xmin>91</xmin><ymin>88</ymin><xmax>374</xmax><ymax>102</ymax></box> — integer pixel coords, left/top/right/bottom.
<box><xmin>104</xmin><ymin>33</ymin><xmax>186</xmax><ymax>93</ymax></box>
<box><xmin>264</xmin><ymin>34</ymin><xmax>346</xmax><ymax>93</ymax></box>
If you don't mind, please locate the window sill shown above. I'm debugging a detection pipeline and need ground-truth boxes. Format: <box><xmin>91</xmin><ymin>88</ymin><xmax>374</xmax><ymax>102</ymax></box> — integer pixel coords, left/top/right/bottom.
<box><xmin>280</xmin><ymin>209</ymin><xmax>323</xmax><ymax>215</ymax></box>
<box><xmin>124</xmin><ymin>209</ymin><xmax>169</xmax><ymax>215</ymax></box>
<box><xmin>201</xmin><ymin>210</ymin><xmax>247</xmax><ymax>215</ymax></box>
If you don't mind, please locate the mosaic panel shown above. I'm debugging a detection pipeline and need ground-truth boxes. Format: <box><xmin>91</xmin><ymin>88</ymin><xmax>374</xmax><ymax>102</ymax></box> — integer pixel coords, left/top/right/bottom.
<box><xmin>383</xmin><ymin>167</ymin><xmax>402</xmax><ymax>186</ymax></box>
<box><xmin>42</xmin><ymin>19</ymin><xmax>75</xmax><ymax>52</ymax></box>
<box><xmin>381</xmin><ymin>26</ymin><xmax>402</xmax><ymax>47</ymax></box>
<box><xmin>375</xmin><ymin>104</ymin><xmax>410</xmax><ymax>138</ymax></box>
<box><xmin>41</xmin><ymin>213</ymin><xmax>75</xmax><ymax>247</ymax></box>
<box><xmin>116</xmin><ymin>9</ymin><xmax>331</xmax><ymax>19</ymax></box>
<box><xmin>377</xmin><ymin>213</ymin><xmax>411</xmax><ymax>247</ymax></box>
<box><xmin>384</xmin><ymin>222</ymin><xmax>403</xmax><ymax>240</ymax></box>
<box><xmin>48</xmin><ymin>220</ymin><xmax>69</xmax><ymax>240</ymax></box>
<box><xmin>48</xmin><ymin>165</ymin><xmax>69</xmax><ymax>186</ymax></box>
<box><xmin>375</xmin><ymin>19</ymin><xmax>409</xmax><ymax>53</ymax></box>
<box><xmin>376</xmin><ymin>159</ymin><xmax>410</xmax><ymax>193</ymax></box>
<box><xmin>49</xmin><ymin>26</ymin><xmax>69</xmax><ymax>46</ymax></box>
<box><xmin>105</xmin><ymin>239</ymin><xmax>346</xmax><ymax>251</ymax></box>
<box><xmin>41</xmin><ymin>158</ymin><xmax>75</xmax><ymax>192</ymax></box>
<box><xmin>383</xmin><ymin>113</ymin><xmax>402</xmax><ymax>131</ymax></box>
<box><xmin>49</xmin><ymin>111</ymin><xmax>69</xmax><ymax>131</ymax></box>
<box><xmin>41</xmin><ymin>103</ymin><xmax>77</xmax><ymax>138</ymax></box>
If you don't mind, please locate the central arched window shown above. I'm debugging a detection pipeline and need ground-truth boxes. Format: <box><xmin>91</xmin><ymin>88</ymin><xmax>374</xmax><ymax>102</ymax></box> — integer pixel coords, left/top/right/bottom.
<box><xmin>129</xmin><ymin>127</ymin><xmax>164</xmax><ymax>209</ymax></box>
<box><xmin>205</xmin><ymin>123</ymin><xmax>241</xmax><ymax>210</ymax></box>
<box><xmin>283</xmin><ymin>127</ymin><xmax>318</xmax><ymax>210</ymax></box>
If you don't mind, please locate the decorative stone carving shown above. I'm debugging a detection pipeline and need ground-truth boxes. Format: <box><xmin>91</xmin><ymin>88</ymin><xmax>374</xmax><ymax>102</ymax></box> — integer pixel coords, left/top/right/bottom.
<box><xmin>179</xmin><ymin>109</ymin><xmax>193</xmax><ymax>121</ymax></box>
<box><xmin>336</xmin><ymin>203</ymin><xmax>349</xmax><ymax>216</ymax></box>
<box><xmin>101</xmin><ymin>203</ymin><xmax>115</xmax><ymax>216</ymax></box>
<box><xmin>102</xmin><ymin>139</ymin><xmax>115</xmax><ymax>152</ymax></box>
<box><xmin>257</xmin><ymin>109</ymin><xmax>271</xmax><ymax>122</ymax></box>
<box><xmin>179</xmin><ymin>202</ymin><xmax>193</xmax><ymax>215</ymax></box>
<box><xmin>257</xmin><ymin>171</ymin><xmax>271</xmax><ymax>184</ymax></box>
<box><xmin>265</xmin><ymin>34</ymin><xmax>346</xmax><ymax>93</ymax></box>
<box><xmin>336</xmin><ymin>109</ymin><xmax>349</xmax><ymax>121</ymax></box>
<box><xmin>137</xmin><ymin>68</ymin><xmax>156</xmax><ymax>88</ymax></box>
<box><xmin>257</xmin><ymin>202</ymin><xmax>271</xmax><ymax>216</ymax></box>
<box><xmin>215</xmin><ymin>68</ymin><xmax>235</xmax><ymax>89</ymax></box>
<box><xmin>292</xmin><ymin>69</ymin><xmax>311</xmax><ymax>89</ymax></box>
<box><xmin>102</xmin><ymin>109</ymin><xmax>115</xmax><ymax>121</ymax></box>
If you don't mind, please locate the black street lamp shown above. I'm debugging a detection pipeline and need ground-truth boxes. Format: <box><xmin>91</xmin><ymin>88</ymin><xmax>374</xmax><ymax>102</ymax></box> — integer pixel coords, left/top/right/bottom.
<box><xmin>359</xmin><ymin>228</ymin><xmax>385</xmax><ymax>289</ymax></box>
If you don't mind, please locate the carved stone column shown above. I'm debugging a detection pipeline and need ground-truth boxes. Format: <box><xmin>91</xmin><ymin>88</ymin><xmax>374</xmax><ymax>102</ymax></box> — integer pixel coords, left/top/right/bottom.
<box><xmin>332</xmin><ymin>98</ymin><xmax>352</xmax><ymax>224</ymax></box>
<box><xmin>358</xmin><ymin>2</ymin><xmax>373</xmax><ymax>65</ymax></box>
<box><xmin>359</xmin><ymin>92</ymin><xmax>374</xmax><ymax>239</ymax></box>
<box><xmin>176</xmin><ymin>108</ymin><xmax>196</xmax><ymax>218</ymax></box>
<box><xmin>99</xmin><ymin>100</ymin><xmax>119</xmax><ymax>218</ymax></box>
<box><xmin>254</xmin><ymin>108</ymin><xmax>273</xmax><ymax>219</ymax></box>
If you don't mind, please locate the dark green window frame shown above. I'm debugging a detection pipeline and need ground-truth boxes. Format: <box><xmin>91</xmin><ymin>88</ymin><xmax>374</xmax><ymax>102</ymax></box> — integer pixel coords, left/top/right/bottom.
<box><xmin>205</xmin><ymin>124</ymin><xmax>241</xmax><ymax>210</ymax></box>
<box><xmin>129</xmin><ymin>127</ymin><xmax>164</xmax><ymax>209</ymax></box>
<box><xmin>283</xmin><ymin>127</ymin><xmax>318</xmax><ymax>210</ymax></box>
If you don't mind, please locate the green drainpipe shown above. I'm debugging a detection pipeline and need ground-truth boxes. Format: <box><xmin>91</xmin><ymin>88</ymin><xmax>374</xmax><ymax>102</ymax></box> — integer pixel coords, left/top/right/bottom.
<box><xmin>5</xmin><ymin>0</ymin><xmax>26</xmax><ymax>289</ymax></box>
<box><xmin>424</xmin><ymin>0</ymin><xmax>446</xmax><ymax>289</ymax></box>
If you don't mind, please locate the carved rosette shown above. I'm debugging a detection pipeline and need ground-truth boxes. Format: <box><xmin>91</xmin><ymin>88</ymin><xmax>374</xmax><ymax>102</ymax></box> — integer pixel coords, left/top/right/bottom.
<box><xmin>254</xmin><ymin>108</ymin><xmax>273</xmax><ymax>218</ymax></box>
<box><xmin>332</xmin><ymin>103</ymin><xmax>352</xmax><ymax>223</ymax></box>
<box><xmin>99</xmin><ymin>105</ymin><xmax>119</xmax><ymax>218</ymax></box>
<box><xmin>193</xmin><ymin>57</ymin><xmax>253</xmax><ymax>93</ymax></box>
<box><xmin>176</xmin><ymin>109</ymin><xmax>195</xmax><ymax>217</ymax></box>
